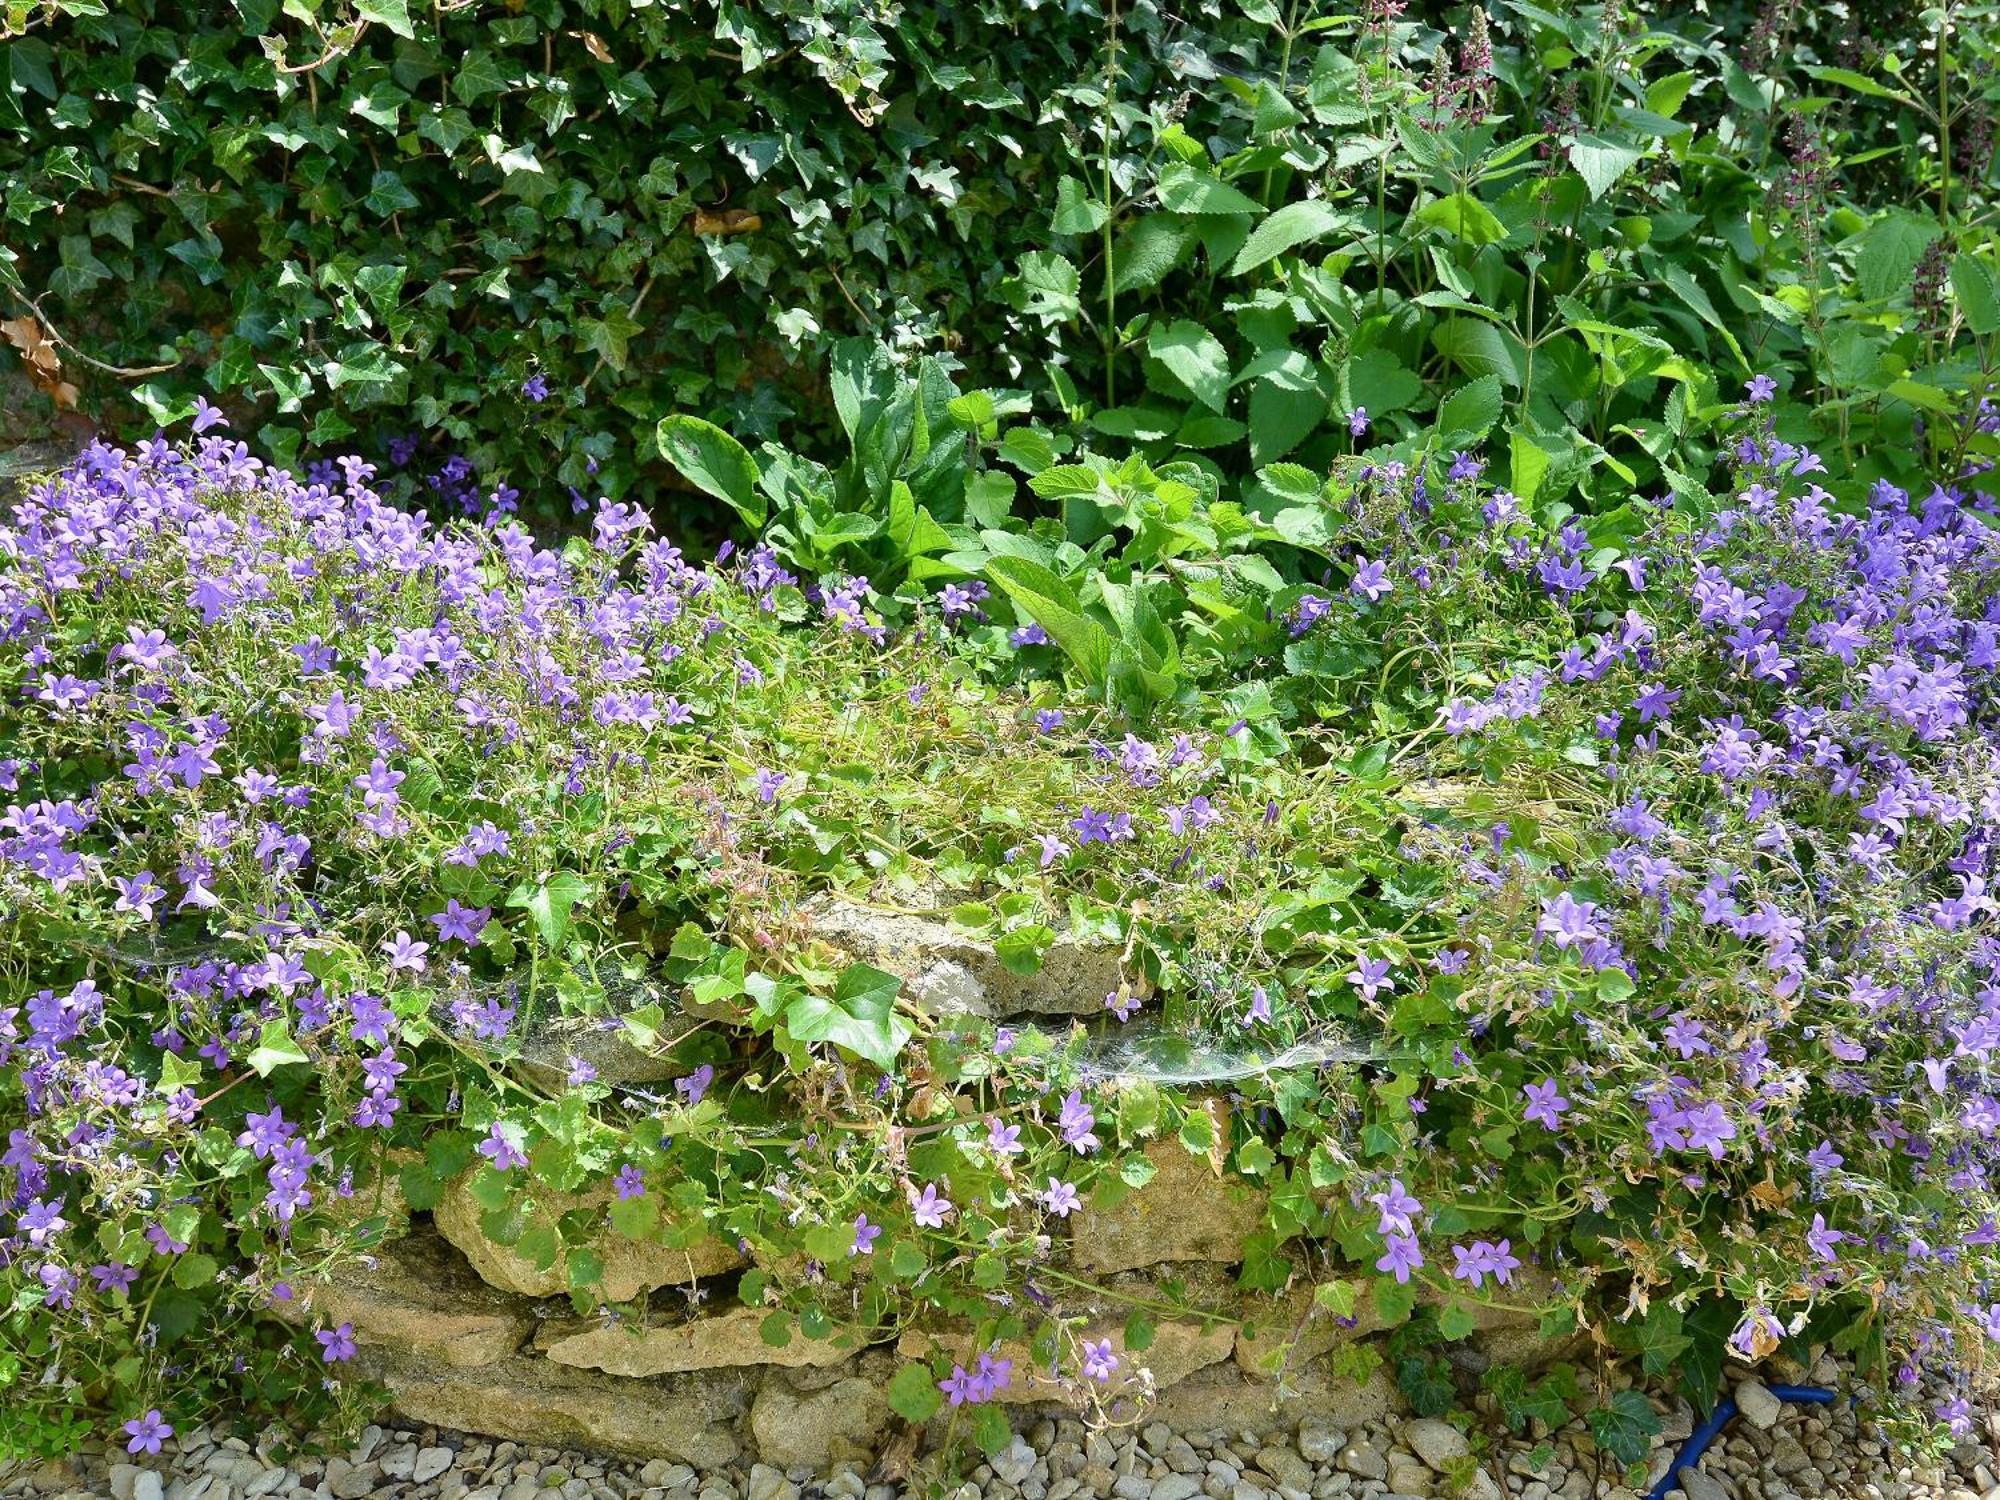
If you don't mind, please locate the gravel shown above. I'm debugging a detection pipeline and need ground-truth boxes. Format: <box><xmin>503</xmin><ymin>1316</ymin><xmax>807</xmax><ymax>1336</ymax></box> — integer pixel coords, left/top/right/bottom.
<box><xmin>3</xmin><ymin>1361</ymin><xmax>1994</xmax><ymax>1500</ymax></box>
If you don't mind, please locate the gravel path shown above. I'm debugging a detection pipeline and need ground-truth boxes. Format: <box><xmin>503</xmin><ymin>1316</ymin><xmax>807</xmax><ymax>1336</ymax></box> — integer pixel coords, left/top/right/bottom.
<box><xmin>5</xmin><ymin>1368</ymin><xmax>1994</xmax><ymax>1500</ymax></box>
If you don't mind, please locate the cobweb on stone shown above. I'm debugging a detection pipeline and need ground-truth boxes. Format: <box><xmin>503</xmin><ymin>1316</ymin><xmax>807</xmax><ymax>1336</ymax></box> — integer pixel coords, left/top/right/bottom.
<box><xmin>1073</xmin><ymin>1020</ymin><xmax>1383</xmax><ymax>1086</ymax></box>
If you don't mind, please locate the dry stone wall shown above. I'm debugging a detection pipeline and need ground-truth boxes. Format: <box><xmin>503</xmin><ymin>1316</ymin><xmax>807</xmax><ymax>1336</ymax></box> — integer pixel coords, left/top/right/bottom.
<box><xmin>323</xmin><ymin>905</ymin><xmax>1567</xmax><ymax>1471</ymax></box>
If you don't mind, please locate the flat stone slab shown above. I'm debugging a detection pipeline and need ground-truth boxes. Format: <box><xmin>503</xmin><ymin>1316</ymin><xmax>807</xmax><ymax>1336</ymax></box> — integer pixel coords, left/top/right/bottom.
<box><xmin>538</xmin><ymin>1304</ymin><xmax>857</xmax><ymax>1377</ymax></box>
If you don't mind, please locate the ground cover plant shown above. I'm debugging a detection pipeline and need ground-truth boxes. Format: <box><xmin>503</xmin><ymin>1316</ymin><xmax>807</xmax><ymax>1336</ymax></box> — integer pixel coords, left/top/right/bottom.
<box><xmin>5</xmin><ymin>381</ymin><xmax>2000</xmax><ymax>1475</ymax></box>
<box><xmin>6</xmin><ymin>0</ymin><xmax>2000</xmax><ymax>1485</ymax></box>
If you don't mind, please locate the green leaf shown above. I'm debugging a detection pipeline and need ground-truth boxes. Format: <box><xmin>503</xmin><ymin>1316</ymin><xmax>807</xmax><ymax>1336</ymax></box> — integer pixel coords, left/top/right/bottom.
<box><xmin>247</xmin><ymin>1020</ymin><xmax>309</xmax><ymax>1077</ymax></box>
<box><xmin>1156</xmin><ymin>162</ymin><xmax>1263</xmax><ymax>216</ymax></box>
<box><xmin>1415</xmin><ymin>193</ymin><xmax>1507</xmax><ymax>245</ymax></box>
<box><xmin>1051</xmin><ymin>176</ymin><xmax>1109</xmax><ymax>235</ymax></box>
<box><xmin>1148</xmin><ymin>319</ymin><xmax>1231</xmax><ymax>413</ymax></box>
<box><xmin>657</xmin><ymin>416</ymin><xmax>766</xmax><ymax>529</ymax></box>
<box><xmin>509</xmin><ymin>871</ymin><xmax>592</xmax><ymax>950</ymax></box>
<box><xmin>784</xmin><ymin>962</ymin><xmax>912</xmax><ymax>1070</ymax></box>
<box><xmin>887</xmin><ymin>1361</ymin><xmax>943</xmax><ymax>1421</ymax></box>
<box><xmin>984</xmin><ymin>555</ymin><xmax>1113</xmax><ymax>684</ymax></box>
<box><xmin>354</xmin><ymin>0</ymin><xmax>414</xmax><ymax>37</ymax></box>
<box><xmin>1805</xmin><ymin>65</ymin><xmax>1913</xmax><ymax>102</ymax></box>
<box><xmin>1111</xmin><ymin>215</ymin><xmax>1194</xmax><ymax>294</ymax></box>
<box><xmin>1566</xmin><ymin>137</ymin><xmax>1645</xmax><ymax>200</ymax></box>
<box><xmin>1241</xmin><ymin>349</ymin><xmax>1329</xmax><ymax>465</ymax></box>
<box><xmin>1853</xmin><ymin>212</ymin><xmax>1939</xmax><ymax>304</ymax></box>
<box><xmin>1586</xmin><ymin>1389</ymin><xmax>1662</xmax><ymax>1466</ymax></box>
<box><xmin>1344</xmin><ymin>348</ymin><xmax>1421</xmax><ymax>416</ymax></box>
<box><xmin>1954</xmin><ymin>256</ymin><xmax>2000</xmax><ymax>336</ymax></box>
<box><xmin>1436</xmin><ymin>375</ymin><xmax>1503</xmax><ymax>443</ymax></box>
<box><xmin>1230</xmin><ymin>199</ymin><xmax>1349</xmax><ymax>274</ymax></box>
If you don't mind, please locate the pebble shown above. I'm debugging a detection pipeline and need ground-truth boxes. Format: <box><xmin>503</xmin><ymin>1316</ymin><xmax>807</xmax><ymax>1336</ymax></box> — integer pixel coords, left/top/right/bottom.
<box><xmin>1734</xmin><ymin>1379</ymin><xmax>1783</xmax><ymax>1432</ymax></box>
<box><xmin>10</xmin><ymin>1356</ymin><xmax>1992</xmax><ymax>1500</ymax></box>
<box><xmin>1401</xmin><ymin>1420</ymin><xmax>1467</xmax><ymax>1473</ymax></box>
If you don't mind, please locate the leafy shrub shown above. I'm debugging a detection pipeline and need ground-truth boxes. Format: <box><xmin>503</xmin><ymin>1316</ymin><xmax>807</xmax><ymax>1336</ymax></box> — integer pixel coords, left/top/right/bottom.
<box><xmin>6</xmin><ymin>402</ymin><xmax>2000</xmax><ymax>1462</ymax></box>
<box><xmin>4</xmin><ymin>1</ymin><xmax>1997</xmax><ymax>515</ymax></box>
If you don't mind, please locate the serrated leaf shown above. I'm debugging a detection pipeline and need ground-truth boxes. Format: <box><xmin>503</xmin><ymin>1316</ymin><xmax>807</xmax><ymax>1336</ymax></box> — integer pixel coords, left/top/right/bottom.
<box><xmin>1855</xmin><ymin>212</ymin><xmax>1940</xmax><ymax>304</ymax></box>
<box><xmin>1148</xmin><ymin>319</ymin><xmax>1231</xmax><ymax>413</ymax></box>
<box><xmin>1436</xmin><ymin>374</ymin><xmax>1502</xmax><ymax>442</ymax></box>
<box><xmin>1157</xmin><ymin>162</ymin><xmax>1263</xmax><ymax>216</ymax></box>
<box><xmin>1415</xmin><ymin>192</ymin><xmax>1507</xmax><ymax>245</ymax></box>
<box><xmin>1230</xmin><ymin>199</ymin><xmax>1348</xmax><ymax>274</ymax></box>
<box><xmin>888</xmin><ymin>1361</ymin><xmax>942</xmax><ymax>1421</ymax></box>
<box><xmin>1566</xmin><ymin>136</ymin><xmax>1645</xmax><ymax>200</ymax></box>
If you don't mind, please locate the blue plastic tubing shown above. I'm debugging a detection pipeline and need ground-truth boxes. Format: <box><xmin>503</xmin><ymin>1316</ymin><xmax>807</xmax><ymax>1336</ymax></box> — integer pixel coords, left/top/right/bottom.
<box><xmin>1642</xmin><ymin>1384</ymin><xmax>1837</xmax><ymax>1500</ymax></box>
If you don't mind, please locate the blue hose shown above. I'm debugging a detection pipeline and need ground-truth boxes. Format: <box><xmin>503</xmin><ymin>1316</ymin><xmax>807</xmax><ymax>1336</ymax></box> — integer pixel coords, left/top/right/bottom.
<box><xmin>1642</xmin><ymin>1384</ymin><xmax>1837</xmax><ymax>1500</ymax></box>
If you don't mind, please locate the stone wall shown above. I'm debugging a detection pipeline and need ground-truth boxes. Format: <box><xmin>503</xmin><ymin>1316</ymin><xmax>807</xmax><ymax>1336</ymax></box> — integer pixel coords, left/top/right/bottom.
<box><xmin>306</xmin><ymin>902</ymin><xmax>1567</xmax><ymax>1472</ymax></box>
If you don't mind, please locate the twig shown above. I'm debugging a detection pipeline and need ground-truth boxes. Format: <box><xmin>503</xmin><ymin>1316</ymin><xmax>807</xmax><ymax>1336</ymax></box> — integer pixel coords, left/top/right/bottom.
<box><xmin>22</xmin><ymin>293</ymin><xmax>181</xmax><ymax>377</ymax></box>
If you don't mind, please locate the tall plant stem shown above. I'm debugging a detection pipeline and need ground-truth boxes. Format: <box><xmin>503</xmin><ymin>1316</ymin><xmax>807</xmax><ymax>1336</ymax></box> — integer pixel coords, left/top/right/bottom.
<box><xmin>1102</xmin><ymin>0</ymin><xmax>1121</xmax><ymax>409</ymax></box>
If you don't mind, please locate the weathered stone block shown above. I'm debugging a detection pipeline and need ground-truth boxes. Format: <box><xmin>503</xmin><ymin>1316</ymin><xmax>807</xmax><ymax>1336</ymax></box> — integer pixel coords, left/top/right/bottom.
<box><xmin>538</xmin><ymin>1304</ymin><xmax>858</xmax><ymax>1377</ymax></box>
<box><xmin>1071</xmin><ymin>1121</ymin><xmax>1267</xmax><ymax>1274</ymax></box>
<box><xmin>807</xmin><ymin>897</ymin><xmax>1136</xmax><ymax>1019</ymax></box>
<box><xmin>433</xmin><ymin>1172</ymin><xmax>741</xmax><ymax>1301</ymax></box>
<box><xmin>270</xmin><ymin>1231</ymin><xmax>532</xmax><ymax>1368</ymax></box>
<box><xmin>748</xmin><ymin>1375</ymin><xmax>891</xmax><ymax>1470</ymax></box>
<box><xmin>370</xmin><ymin>1351</ymin><xmax>748</xmax><ymax>1469</ymax></box>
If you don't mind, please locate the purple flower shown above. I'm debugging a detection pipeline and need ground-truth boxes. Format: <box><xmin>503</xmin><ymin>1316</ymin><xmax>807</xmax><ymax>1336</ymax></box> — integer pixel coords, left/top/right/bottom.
<box><xmin>676</xmin><ymin>1064</ymin><xmax>715</xmax><ymax>1106</ymax></box>
<box><xmin>123</xmin><ymin>1410</ymin><xmax>173</xmax><ymax>1455</ymax></box>
<box><xmin>1349</xmin><ymin>557</ymin><xmax>1392</xmax><ymax>603</ymax></box>
<box><xmin>1041</xmin><ymin>1177</ymin><xmax>1081</xmax><ymax>1217</ymax></box>
<box><xmin>910</xmin><ymin>1181</ymin><xmax>952</xmax><ymax>1228</ymax></box>
<box><xmin>1347</xmin><ymin>954</ymin><xmax>1395</xmax><ymax>1002</ymax></box>
<box><xmin>1522</xmin><ymin>1079</ymin><xmax>1571</xmax><ymax>1131</ymax></box>
<box><xmin>191</xmin><ymin>396</ymin><xmax>229</xmax><ymax>433</ymax></box>
<box><xmin>522</xmin><ymin>374</ymin><xmax>550</xmax><ymax>402</ymax></box>
<box><xmin>1080</xmin><ymin>1337</ymin><xmax>1118</xmax><ymax>1381</ymax></box>
<box><xmin>752</xmin><ymin>767</ymin><xmax>786</xmax><ymax>804</ymax></box>
<box><xmin>429</xmin><ymin>900</ymin><xmax>490</xmax><ymax>945</ymax></box>
<box><xmin>315</xmin><ymin>1322</ymin><xmax>358</xmax><ymax>1363</ymax></box>
<box><xmin>382</xmin><ymin>930</ymin><xmax>429</xmax><ymax>973</ymax></box>
<box><xmin>1349</xmin><ymin>406</ymin><xmax>1370</xmax><ymax>437</ymax></box>
<box><xmin>614</xmin><ymin>1164</ymin><xmax>646</xmax><ymax>1200</ymax></box>
<box><xmin>849</xmin><ymin>1213</ymin><xmax>881</xmax><ymax>1255</ymax></box>
<box><xmin>1745</xmin><ymin>373</ymin><xmax>1777</xmax><ymax>403</ymax></box>
<box><xmin>986</xmin><ymin>1117</ymin><xmax>1022</xmax><ymax>1156</ymax></box>
<box><xmin>1241</xmin><ymin>984</ymin><xmax>1273</xmax><ymax>1027</ymax></box>
<box><xmin>477</xmin><ymin>1123</ymin><xmax>527</xmax><ymax>1173</ymax></box>
<box><xmin>1369</xmin><ymin>1178</ymin><xmax>1422</xmax><ymax>1236</ymax></box>
<box><xmin>1105</xmin><ymin>989</ymin><xmax>1140</xmax><ymax>1022</ymax></box>
<box><xmin>1057</xmin><ymin>1089</ymin><xmax>1099</xmax><ymax>1153</ymax></box>
<box><xmin>1806</xmin><ymin>1212</ymin><xmax>1844</xmax><ymax>1263</ymax></box>
<box><xmin>1375</xmin><ymin>1233</ymin><xmax>1423</xmax><ymax>1283</ymax></box>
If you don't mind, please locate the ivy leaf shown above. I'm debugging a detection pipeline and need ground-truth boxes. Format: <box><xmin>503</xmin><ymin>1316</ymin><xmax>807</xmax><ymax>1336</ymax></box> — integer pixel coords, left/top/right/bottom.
<box><xmin>784</xmin><ymin>963</ymin><xmax>912</xmax><ymax>1070</ymax></box>
<box><xmin>1586</xmin><ymin>1389</ymin><xmax>1662</xmax><ymax>1466</ymax></box>
<box><xmin>247</xmin><ymin>1019</ymin><xmax>309</xmax><ymax>1077</ymax></box>
<box><xmin>657</xmin><ymin>416</ymin><xmax>767</xmax><ymax>529</ymax></box>
<box><xmin>354</xmin><ymin>0</ymin><xmax>414</xmax><ymax>38</ymax></box>
<box><xmin>508</xmin><ymin>870</ymin><xmax>592</xmax><ymax>950</ymax></box>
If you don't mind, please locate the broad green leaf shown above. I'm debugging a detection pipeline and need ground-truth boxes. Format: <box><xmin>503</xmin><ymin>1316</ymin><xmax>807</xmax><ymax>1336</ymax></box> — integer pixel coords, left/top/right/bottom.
<box><xmin>1111</xmin><ymin>215</ymin><xmax>1193</xmax><ymax>294</ymax></box>
<box><xmin>1855</xmin><ymin>212</ymin><xmax>1940</xmax><ymax>304</ymax></box>
<box><xmin>1436</xmin><ymin>375</ymin><xmax>1502</xmax><ymax>443</ymax></box>
<box><xmin>887</xmin><ymin>1362</ymin><xmax>942</xmax><ymax>1421</ymax></box>
<box><xmin>1566</xmin><ymin>136</ymin><xmax>1645</xmax><ymax>200</ymax></box>
<box><xmin>1414</xmin><ymin>193</ymin><xmax>1507</xmax><ymax>245</ymax></box>
<box><xmin>1051</xmin><ymin>176</ymin><xmax>1109</xmax><ymax>234</ymax></box>
<box><xmin>984</xmin><ymin>555</ymin><xmax>1113</xmax><ymax>684</ymax></box>
<box><xmin>1806</xmin><ymin>65</ymin><xmax>1913</xmax><ymax>102</ymax></box>
<box><xmin>1230</xmin><ymin>199</ymin><xmax>1348</xmax><ymax>274</ymax></box>
<box><xmin>1156</xmin><ymin>162</ymin><xmax>1263</xmax><ymax>216</ymax></box>
<box><xmin>1954</xmin><ymin>255</ymin><xmax>2000</xmax><ymax>336</ymax></box>
<box><xmin>1147</xmin><ymin>319</ymin><xmax>1231</xmax><ymax>413</ymax></box>
<box><xmin>784</xmin><ymin>962</ymin><xmax>912</xmax><ymax>1070</ymax></box>
<box><xmin>657</xmin><ymin>416</ymin><xmax>766</xmax><ymax>529</ymax></box>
